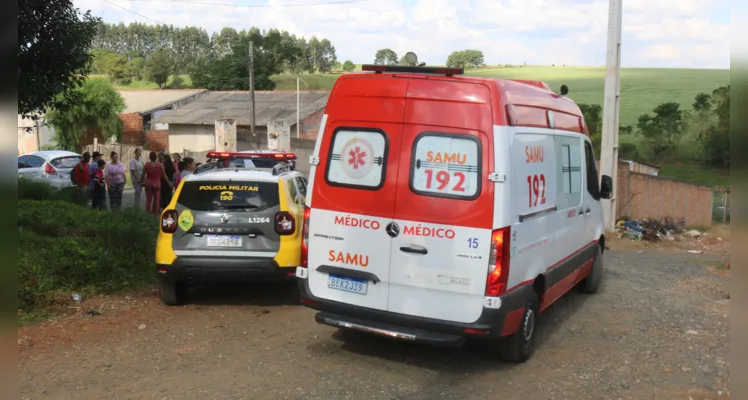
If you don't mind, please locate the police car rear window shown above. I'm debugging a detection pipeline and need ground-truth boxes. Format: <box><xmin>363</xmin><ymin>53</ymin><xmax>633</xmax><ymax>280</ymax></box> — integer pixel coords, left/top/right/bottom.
<box><xmin>177</xmin><ymin>181</ymin><xmax>280</xmax><ymax>211</ymax></box>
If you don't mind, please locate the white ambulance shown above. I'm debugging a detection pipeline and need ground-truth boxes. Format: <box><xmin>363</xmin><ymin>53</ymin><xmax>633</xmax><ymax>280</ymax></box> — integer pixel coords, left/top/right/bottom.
<box><xmin>296</xmin><ymin>64</ymin><xmax>614</xmax><ymax>362</ymax></box>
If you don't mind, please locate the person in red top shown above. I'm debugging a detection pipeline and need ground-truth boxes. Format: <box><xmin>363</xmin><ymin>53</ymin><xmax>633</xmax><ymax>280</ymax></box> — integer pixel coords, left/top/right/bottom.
<box><xmin>73</xmin><ymin>152</ymin><xmax>91</xmax><ymax>192</ymax></box>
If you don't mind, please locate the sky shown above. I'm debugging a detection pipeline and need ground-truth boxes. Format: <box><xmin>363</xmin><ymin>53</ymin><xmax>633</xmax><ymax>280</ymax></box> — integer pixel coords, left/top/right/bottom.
<box><xmin>73</xmin><ymin>0</ymin><xmax>730</xmax><ymax>69</ymax></box>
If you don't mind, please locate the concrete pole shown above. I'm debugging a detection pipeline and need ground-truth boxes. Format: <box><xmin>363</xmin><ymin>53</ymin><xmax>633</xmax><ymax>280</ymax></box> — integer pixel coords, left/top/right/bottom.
<box><xmin>297</xmin><ymin>76</ymin><xmax>301</xmax><ymax>139</ymax></box>
<box><xmin>600</xmin><ymin>0</ymin><xmax>623</xmax><ymax>232</ymax></box>
<box><xmin>249</xmin><ymin>40</ymin><xmax>256</xmax><ymax>138</ymax></box>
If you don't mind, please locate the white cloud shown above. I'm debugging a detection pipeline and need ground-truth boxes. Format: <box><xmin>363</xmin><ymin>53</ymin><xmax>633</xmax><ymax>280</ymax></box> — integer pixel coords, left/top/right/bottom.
<box><xmin>74</xmin><ymin>0</ymin><xmax>729</xmax><ymax>68</ymax></box>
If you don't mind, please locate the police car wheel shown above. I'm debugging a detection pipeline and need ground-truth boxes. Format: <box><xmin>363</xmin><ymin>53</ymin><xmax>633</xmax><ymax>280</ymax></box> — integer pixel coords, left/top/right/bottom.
<box><xmin>493</xmin><ymin>292</ymin><xmax>539</xmax><ymax>363</ymax></box>
<box><xmin>158</xmin><ymin>277</ymin><xmax>188</xmax><ymax>306</ymax></box>
<box><xmin>579</xmin><ymin>245</ymin><xmax>603</xmax><ymax>294</ymax></box>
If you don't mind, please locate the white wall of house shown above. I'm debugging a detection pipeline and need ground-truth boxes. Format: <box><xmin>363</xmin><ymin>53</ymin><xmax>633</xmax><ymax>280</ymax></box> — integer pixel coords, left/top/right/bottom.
<box><xmin>168</xmin><ymin>124</ymin><xmax>215</xmax><ymax>153</ymax></box>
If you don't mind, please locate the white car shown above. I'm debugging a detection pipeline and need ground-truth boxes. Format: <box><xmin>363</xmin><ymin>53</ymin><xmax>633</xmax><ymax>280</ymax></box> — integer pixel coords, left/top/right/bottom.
<box><xmin>18</xmin><ymin>150</ymin><xmax>82</xmax><ymax>190</ymax></box>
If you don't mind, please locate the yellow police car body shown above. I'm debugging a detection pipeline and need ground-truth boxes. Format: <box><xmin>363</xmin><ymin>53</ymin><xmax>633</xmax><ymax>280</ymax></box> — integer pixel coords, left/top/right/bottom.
<box><xmin>156</xmin><ymin>154</ymin><xmax>307</xmax><ymax>305</ymax></box>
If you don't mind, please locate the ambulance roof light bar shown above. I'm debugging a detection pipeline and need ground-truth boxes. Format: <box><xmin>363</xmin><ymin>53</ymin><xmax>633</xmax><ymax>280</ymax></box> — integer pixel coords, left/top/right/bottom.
<box><xmin>206</xmin><ymin>151</ymin><xmax>297</xmax><ymax>161</ymax></box>
<box><xmin>361</xmin><ymin>64</ymin><xmax>464</xmax><ymax>77</ymax></box>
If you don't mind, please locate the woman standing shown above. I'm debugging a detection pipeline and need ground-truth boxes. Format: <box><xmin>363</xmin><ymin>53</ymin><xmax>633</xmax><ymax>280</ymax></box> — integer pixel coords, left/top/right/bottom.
<box><xmin>172</xmin><ymin>153</ymin><xmax>182</xmax><ymax>186</ymax></box>
<box><xmin>160</xmin><ymin>152</ymin><xmax>176</xmax><ymax>210</ymax></box>
<box><xmin>141</xmin><ymin>151</ymin><xmax>172</xmax><ymax>215</ymax></box>
<box><xmin>129</xmin><ymin>148</ymin><xmax>145</xmax><ymax>209</ymax></box>
<box><xmin>105</xmin><ymin>151</ymin><xmax>127</xmax><ymax>212</ymax></box>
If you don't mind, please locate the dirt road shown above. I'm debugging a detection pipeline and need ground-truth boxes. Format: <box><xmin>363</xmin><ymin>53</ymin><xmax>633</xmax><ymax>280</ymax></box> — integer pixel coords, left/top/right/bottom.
<box><xmin>18</xmin><ymin>248</ymin><xmax>730</xmax><ymax>400</ymax></box>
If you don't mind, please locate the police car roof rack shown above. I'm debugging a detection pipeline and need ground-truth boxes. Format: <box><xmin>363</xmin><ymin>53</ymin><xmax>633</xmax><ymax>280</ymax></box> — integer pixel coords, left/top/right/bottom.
<box><xmin>206</xmin><ymin>151</ymin><xmax>297</xmax><ymax>161</ymax></box>
<box><xmin>361</xmin><ymin>64</ymin><xmax>464</xmax><ymax>77</ymax></box>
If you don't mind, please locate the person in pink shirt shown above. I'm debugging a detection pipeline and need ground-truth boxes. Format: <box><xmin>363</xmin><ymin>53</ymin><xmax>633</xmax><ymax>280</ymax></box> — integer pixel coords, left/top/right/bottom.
<box><xmin>141</xmin><ymin>151</ymin><xmax>173</xmax><ymax>215</ymax></box>
<box><xmin>105</xmin><ymin>151</ymin><xmax>127</xmax><ymax>212</ymax></box>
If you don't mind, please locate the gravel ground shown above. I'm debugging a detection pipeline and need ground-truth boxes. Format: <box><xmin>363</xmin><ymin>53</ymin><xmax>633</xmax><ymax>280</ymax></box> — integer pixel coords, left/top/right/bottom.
<box><xmin>18</xmin><ymin>247</ymin><xmax>730</xmax><ymax>400</ymax></box>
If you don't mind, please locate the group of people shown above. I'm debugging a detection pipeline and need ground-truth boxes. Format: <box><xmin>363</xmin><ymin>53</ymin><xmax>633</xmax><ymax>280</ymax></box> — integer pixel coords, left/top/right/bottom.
<box><xmin>73</xmin><ymin>149</ymin><xmax>198</xmax><ymax>215</ymax></box>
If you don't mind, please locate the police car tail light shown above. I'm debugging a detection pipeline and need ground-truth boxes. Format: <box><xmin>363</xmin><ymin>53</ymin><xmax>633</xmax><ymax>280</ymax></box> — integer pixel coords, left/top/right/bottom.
<box><xmin>161</xmin><ymin>210</ymin><xmax>178</xmax><ymax>234</ymax></box>
<box><xmin>300</xmin><ymin>206</ymin><xmax>310</xmax><ymax>268</ymax></box>
<box><xmin>275</xmin><ymin>211</ymin><xmax>295</xmax><ymax>235</ymax></box>
<box><xmin>485</xmin><ymin>227</ymin><xmax>511</xmax><ymax>297</ymax></box>
<box><xmin>44</xmin><ymin>163</ymin><xmax>57</xmax><ymax>175</ymax></box>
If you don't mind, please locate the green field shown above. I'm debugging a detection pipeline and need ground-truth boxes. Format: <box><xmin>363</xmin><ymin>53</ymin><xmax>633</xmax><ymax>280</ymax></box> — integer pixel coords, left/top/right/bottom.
<box><xmin>272</xmin><ymin>66</ymin><xmax>730</xmax><ymax>128</ymax></box>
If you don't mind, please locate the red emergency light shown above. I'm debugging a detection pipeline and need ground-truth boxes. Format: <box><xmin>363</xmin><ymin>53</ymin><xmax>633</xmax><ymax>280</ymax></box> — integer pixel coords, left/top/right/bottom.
<box><xmin>361</xmin><ymin>64</ymin><xmax>464</xmax><ymax>76</ymax></box>
<box><xmin>206</xmin><ymin>151</ymin><xmax>297</xmax><ymax>161</ymax></box>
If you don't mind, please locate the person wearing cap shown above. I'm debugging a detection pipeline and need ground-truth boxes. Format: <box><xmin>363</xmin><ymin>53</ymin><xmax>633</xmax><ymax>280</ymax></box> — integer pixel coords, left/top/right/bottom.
<box><xmin>89</xmin><ymin>151</ymin><xmax>104</xmax><ymax>208</ymax></box>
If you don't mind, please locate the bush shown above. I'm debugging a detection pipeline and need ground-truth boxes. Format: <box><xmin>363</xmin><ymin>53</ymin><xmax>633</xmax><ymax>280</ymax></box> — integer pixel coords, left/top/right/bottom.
<box><xmin>18</xmin><ymin>178</ymin><xmax>89</xmax><ymax>205</ymax></box>
<box><xmin>18</xmin><ymin>200</ymin><xmax>158</xmax><ymax>312</ymax></box>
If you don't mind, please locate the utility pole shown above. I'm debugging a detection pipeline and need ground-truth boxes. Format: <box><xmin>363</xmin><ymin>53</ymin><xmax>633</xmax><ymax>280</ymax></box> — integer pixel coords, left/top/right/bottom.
<box><xmin>600</xmin><ymin>0</ymin><xmax>623</xmax><ymax>232</ymax></box>
<box><xmin>249</xmin><ymin>40</ymin><xmax>256</xmax><ymax>138</ymax></box>
<box><xmin>296</xmin><ymin>76</ymin><xmax>301</xmax><ymax>139</ymax></box>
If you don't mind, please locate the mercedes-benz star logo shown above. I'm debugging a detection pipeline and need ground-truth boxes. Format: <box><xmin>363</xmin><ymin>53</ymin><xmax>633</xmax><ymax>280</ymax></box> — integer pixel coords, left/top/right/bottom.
<box><xmin>220</xmin><ymin>213</ymin><xmax>230</xmax><ymax>224</ymax></box>
<box><xmin>385</xmin><ymin>222</ymin><xmax>400</xmax><ymax>238</ymax></box>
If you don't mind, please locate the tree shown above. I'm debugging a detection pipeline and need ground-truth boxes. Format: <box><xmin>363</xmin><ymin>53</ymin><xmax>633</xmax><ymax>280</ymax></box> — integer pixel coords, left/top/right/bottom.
<box><xmin>374</xmin><ymin>48</ymin><xmax>398</xmax><ymax>65</ymax></box>
<box><xmin>635</xmin><ymin>102</ymin><xmax>686</xmax><ymax>159</ymax></box>
<box><xmin>45</xmin><ymin>79</ymin><xmax>125</xmax><ymax>151</ymax></box>
<box><xmin>697</xmin><ymin>85</ymin><xmax>730</xmax><ymax>167</ymax></box>
<box><xmin>146</xmin><ymin>48</ymin><xmax>172</xmax><ymax>89</ymax></box>
<box><xmin>578</xmin><ymin>103</ymin><xmax>603</xmax><ymax>155</ymax></box>
<box><xmin>91</xmin><ymin>49</ymin><xmax>135</xmax><ymax>85</ymax></box>
<box><xmin>18</xmin><ymin>0</ymin><xmax>101</xmax><ymax>121</ymax></box>
<box><xmin>445</xmin><ymin>50</ymin><xmax>485</xmax><ymax>69</ymax></box>
<box><xmin>692</xmin><ymin>92</ymin><xmax>712</xmax><ymax>134</ymax></box>
<box><xmin>342</xmin><ymin>60</ymin><xmax>356</xmax><ymax>72</ymax></box>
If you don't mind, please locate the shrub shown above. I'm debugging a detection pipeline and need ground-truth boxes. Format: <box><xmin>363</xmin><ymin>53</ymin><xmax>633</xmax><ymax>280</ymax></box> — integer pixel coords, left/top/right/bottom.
<box><xmin>18</xmin><ymin>178</ymin><xmax>89</xmax><ymax>205</ymax></box>
<box><xmin>18</xmin><ymin>200</ymin><xmax>158</xmax><ymax>311</ymax></box>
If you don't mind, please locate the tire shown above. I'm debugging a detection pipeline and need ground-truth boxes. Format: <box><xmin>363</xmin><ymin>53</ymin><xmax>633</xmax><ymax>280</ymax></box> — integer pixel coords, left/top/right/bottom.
<box><xmin>579</xmin><ymin>245</ymin><xmax>603</xmax><ymax>294</ymax></box>
<box><xmin>158</xmin><ymin>277</ymin><xmax>188</xmax><ymax>306</ymax></box>
<box><xmin>491</xmin><ymin>291</ymin><xmax>540</xmax><ymax>363</ymax></box>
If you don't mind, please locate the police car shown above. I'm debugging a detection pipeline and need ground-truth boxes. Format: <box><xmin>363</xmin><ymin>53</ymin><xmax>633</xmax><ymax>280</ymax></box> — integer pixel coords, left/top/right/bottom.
<box><xmin>156</xmin><ymin>151</ymin><xmax>308</xmax><ymax>305</ymax></box>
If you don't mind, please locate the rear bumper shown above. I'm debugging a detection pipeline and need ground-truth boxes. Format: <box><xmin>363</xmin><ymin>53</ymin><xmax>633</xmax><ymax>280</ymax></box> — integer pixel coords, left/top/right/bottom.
<box><xmin>158</xmin><ymin>256</ymin><xmax>296</xmax><ymax>283</ymax></box>
<box><xmin>298</xmin><ymin>275</ymin><xmax>534</xmax><ymax>347</ymax></box>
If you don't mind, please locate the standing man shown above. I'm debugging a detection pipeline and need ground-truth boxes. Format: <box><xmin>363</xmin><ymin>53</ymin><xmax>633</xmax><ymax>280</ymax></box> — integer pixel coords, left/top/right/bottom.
<box><xmin>129</xmin><ymin>148</ymin><xmax>145</xmax><ymax>209</ymax></box>
<box><xmin>89</xmin><ymin>151</ymin><xmax>103</xmax><ymax>209</ymax></box>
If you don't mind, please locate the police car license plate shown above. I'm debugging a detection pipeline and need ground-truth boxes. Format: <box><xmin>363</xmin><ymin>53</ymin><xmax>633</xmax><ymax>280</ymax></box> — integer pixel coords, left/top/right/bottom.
<box><xmin>328</xmin><ymin>275</ymin><xmax>367</xmax><ymax>295</ymax></box>
<box><xmin>206</xmin><ymin>235</ymin><xmax>242</xmax><ymax>247</ymax></box>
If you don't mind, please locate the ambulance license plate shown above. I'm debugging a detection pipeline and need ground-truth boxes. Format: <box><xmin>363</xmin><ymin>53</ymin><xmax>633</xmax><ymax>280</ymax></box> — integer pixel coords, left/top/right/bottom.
<box><xmin>206</xmin><ymin>235</ymin><xmax>242</xmax><ymax>247</ymax></box>
<box><xmin>328</xmin><ymin>275</ymin><xmax>367</xmax><ymax>295</ymax></box>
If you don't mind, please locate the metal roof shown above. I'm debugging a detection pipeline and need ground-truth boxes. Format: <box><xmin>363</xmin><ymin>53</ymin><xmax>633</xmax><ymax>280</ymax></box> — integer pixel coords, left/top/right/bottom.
<box><xmin>151</xmin><ymin>91</ymin><xmax>329</xmax><ymax>127</ymax></box>
<box><xmin>118</xmin><ymin>89</ymin><xmax>207</xmax><ymax>114</ymax></box>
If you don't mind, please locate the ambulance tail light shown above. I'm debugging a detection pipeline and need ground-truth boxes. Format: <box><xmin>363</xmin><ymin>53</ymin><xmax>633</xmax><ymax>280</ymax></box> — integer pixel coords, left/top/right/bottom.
<box><xmin>485</xmin><ymin>227</ymin><xmax>511</xmax><ymax>297</ymax></box>
<box><xmin>300</xmin><ymin>206</ymin><xmax>311</xmax><ymax>268</ymax></box>
<box><xmin>161</xmin><ymin>209</ymin><xmax>178</xmax><ymax>234</ymax></box>
<box><xmin>275</xmin><ymin>211</ymin><xmax>295</xmax><ymax>235</ymax></box>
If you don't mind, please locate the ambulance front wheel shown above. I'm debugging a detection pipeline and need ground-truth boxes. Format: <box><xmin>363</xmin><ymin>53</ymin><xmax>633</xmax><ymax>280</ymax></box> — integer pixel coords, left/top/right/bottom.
<box><xmin>158</xmin><ymin>277</ymin><xmax>188</xmax><ymax>306</ymax></box>
<box><xmin>493</xmin><ymin>292</ymin><xmax>539</xmax><ymax>363</ymax></box>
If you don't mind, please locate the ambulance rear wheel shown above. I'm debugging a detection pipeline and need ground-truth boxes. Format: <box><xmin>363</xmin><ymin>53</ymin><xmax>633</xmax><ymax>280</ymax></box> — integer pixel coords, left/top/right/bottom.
<box><xmin>494</xmin><ymin>292</ymin><xmax>539</xmax><ymax>363</ymax></box>
<box><xmin>579</xmin><ymin>245</ymin><xmax>603</xmax><ymax>294</ymax></box>
<box><xmin>158</xmin><ymin>277</ymin><xmax>188</xmax><ymax>306</ymax></box>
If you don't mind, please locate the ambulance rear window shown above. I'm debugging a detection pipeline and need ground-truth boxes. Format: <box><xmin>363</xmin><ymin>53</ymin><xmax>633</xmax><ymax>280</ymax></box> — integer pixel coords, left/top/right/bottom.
<box><xmin>177</xmin><ymin>181</ymin><xmax>280</xmax><ymax>211</ymax></box>
<box><xmin>409</xmin><ymin>133</ymin><xmax>481</xmax><ymax>200</ymax></box>
<box><xmin>325</xmin><ymin>128</ymin><xmax>387</xmax><ymax>190</ymax></box>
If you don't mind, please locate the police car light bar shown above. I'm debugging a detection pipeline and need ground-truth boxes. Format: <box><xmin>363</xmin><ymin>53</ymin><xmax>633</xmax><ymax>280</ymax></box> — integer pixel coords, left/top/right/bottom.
<box><xmin>361</xmin><ymin>64</ymin><xmax>464</xmax><ymax>76</ymax></box>
<box><xmin>206</xmin><ymin>151</ymin><xmax>297</xmax><ymax>161</ymax></box>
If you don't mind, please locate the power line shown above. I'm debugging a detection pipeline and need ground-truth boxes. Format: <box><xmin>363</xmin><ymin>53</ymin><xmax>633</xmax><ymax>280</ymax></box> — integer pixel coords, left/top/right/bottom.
<box><xmin>102</xmin><ymin>0</ymin><xmax>168</xmax><ymax>24</ymax></box>
<box><xmin>123</xmin><ymin>0</ymin><xmax>367</xmax><ymax>9</ymax></box>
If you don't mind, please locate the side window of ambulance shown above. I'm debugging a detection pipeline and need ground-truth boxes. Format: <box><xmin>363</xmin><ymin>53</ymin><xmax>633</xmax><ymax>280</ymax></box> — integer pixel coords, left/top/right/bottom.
<box><xmin>555</xmin><ymin>136</ymin><xmax>583</xmax><ymax>210</ymax></box>
<box><xmin>325</xmin><ymin>128</ymin><xmax>387</xmax><ymax>189</ymax></box>
<box><xmin>410</xmin><ymin>133</ymin><xmax>481</xmax><ymax>200</ymax></box>
<box><xmin>584</xmin><ymin>141</ymin><xmax>601</xmax><ymax>200</ymax></box>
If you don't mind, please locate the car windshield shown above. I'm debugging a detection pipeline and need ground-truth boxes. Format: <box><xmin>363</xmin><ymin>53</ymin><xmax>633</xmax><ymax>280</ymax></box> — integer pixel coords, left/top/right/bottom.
<box><xmin>176</xmin><ymin>180</ymin><xmax>280</xmax><ymax>211</ymax></box>
<box><xmin>49</xmin><ymin>156</ymin><xmax>81</xmax><ymax>169</ymax></box>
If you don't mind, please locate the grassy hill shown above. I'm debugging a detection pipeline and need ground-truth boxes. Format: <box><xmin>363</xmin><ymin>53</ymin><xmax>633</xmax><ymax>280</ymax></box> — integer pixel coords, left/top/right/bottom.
<box><xmin>272</xmin><ymin>66</ymin><xmax>730</xmax><ymax>128</ymax></box>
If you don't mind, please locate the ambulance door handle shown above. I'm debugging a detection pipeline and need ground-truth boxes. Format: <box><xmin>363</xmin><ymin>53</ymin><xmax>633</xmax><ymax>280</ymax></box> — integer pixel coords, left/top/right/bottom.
<box><xmin>584</xmin><ymin>207</ymin><xmax>591</xmax><ymax>216</ymax></box>
<box><xmin>400</xmin><ymin>245</ymin><xmax>428</xmax><ymax>255</ymax></box>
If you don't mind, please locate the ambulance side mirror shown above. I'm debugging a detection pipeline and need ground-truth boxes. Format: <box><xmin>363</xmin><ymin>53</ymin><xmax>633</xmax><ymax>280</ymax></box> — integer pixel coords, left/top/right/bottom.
<box><xmin>600</xmin><ymin>175</ymin><xmax>613</xmax><ymax>199</ymax></box>
<box><xmin>560</xmin><ymin>85</ymin><xmax>569</xmax><ymax>96</ymax></box>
